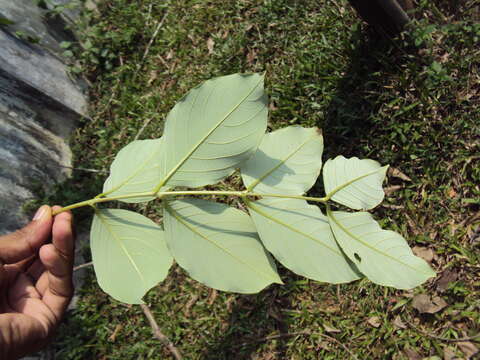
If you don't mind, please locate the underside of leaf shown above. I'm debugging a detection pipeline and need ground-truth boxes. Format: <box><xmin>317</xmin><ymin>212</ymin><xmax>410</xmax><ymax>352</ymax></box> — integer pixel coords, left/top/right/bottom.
<box><xmin>247</xmin><ymin>198</ymin><xmax>361</xmax><ymax>283</ymax></box>
<box><xmin>241</xmin><ymin>126</ymin><xmax>324</xmax><ymax>195</ymax></box>
<box><xmin>327</xmin><ymin>210</ymin><xmax>435</xmax><ymax>289</ymax></box>
<box><xmin>90</xmin><ymin>209</ymin><xmax>172</xmax><ymax>304</ymax></box>
<box><xmin>160</xmin><ymin>73</ymin><xmax>268</xmax><ymax>189</ymax></box>
<box><xmin>323</xmin><ymin>155</ymin><xmax>388</xmax><ymax>210</ymax></box>
<box><xmin>163</xmin><ymin>198</ymin><xmax>282</xmax><ymax>293</ymax></box>
<box><xmin>102</xmin><ymin>138</ymin><xmax>166</xmax><ymax>203</ymax></box>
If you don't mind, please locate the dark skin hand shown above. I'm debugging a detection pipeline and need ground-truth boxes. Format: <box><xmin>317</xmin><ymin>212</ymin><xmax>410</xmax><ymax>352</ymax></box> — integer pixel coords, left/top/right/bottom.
<box><xmin>0</xmin><ymin>206</ymin><xmax>74</xmax><ymax>360</ymax></box>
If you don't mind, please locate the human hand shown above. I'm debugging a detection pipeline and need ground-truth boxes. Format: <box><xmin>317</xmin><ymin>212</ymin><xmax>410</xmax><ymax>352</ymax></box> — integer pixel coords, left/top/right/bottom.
<box><xmin>0</xmin><ymin>206</ymin><xmax>75</xmax><ymax>360</ymax></box>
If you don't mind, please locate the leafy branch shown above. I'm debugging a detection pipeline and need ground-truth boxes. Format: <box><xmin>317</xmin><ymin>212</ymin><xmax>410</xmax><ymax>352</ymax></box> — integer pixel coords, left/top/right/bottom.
<box><xmin>55</xmin><ymin>73</ymin><xmax>435</xmax><ymax>305</ymax></box>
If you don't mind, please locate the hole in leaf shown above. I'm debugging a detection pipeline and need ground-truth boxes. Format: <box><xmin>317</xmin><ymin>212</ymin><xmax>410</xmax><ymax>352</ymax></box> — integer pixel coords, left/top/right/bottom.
<box><xmin>354</xmin><ymin>253</ymin><xmax>362</xmax><ymax>262</ymax></box>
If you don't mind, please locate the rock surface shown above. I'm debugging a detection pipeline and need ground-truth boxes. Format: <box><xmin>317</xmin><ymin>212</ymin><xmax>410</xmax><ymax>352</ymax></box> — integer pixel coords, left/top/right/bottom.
<box><xmin>0</xmin><ymin>0</ymin><xmax>87</xmax><ymax>234</ymax></box>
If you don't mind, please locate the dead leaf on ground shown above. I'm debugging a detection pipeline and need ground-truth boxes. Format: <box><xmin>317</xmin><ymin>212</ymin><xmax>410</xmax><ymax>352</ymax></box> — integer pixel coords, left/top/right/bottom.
<box><xmin>412</xmin><ymin>294</ymin><xmax>448</xmax><ymax>314</ymax></box>
<box><xmin>412</xmin><ymin>246</ymin><xmax>435</xmax><ymax>263</ymax></box>
<box><xmin>323</xmin><ymin>324</ymin><xmax>341</xmax><ymax>333</ymax></box>
<box><xmin>384</xmin><ymin>185</ymin><xmax>403</xmax><ymax>195</ymax></box>
<box><xmin>246</xmin><ymin>48</ymin><xmax>257</xmax><ymax>65</ymax></box>
<box><xmin>166</xmin><ymin>49</ymin><xmax>174</xmax><ymax>60</ymax></box>
<box><xmin>184</xmin><ymin>294</ymin><xmax>199</xmax><ymax>317</ymax></box>
<box><xmin>367</xmin><ymin>316</ymin><xmax>382</xmax><ymax>328</ymax></box>
<box><xmin>108</xmin><ymin>324</ymin><xmax>122</xmax><ymax>342</ymax></box>
<box><xmin>443</xmin><ymin>347</ymin><xmax>456</xmax><ymax>360</ymax></box>
<box><xmin>207</xmin><ymin>289</ymin><xmax>218</xmax><ymax>305</ymax></box>
<box><xmin>393</xmin><ymin>315</ymin><xmax>407</xmax><ymax>330</ymax></box>
<box><xmin>435</xmin><ymin>268</ymin><xmax>458</xmax><ymax>293</ymax></box>
<box><xmin>388</xmin><ymin>167</ymin><xmax>412</xmax><ymax>182</ymax></box>
<box><xmin>458</xmin><ymin>341</ymin><xmax>479</xmax><ymax>358</ymax></box>
<box><xmin>447</xmin><ymin>187</ymin><xmax>457</xmax><ymax>198</ymax></box>
<box><xmin>85</xmin><ymin>0</ymin><xmax>100</xmax><ymax>13</ymax></box>
<box><xmin>147</xmin><ymin>70</ymin><xmax>158</xmax><ymax>85</ymax></box>
<box><xmin>207</xmin><ymin>37</ymin><xmax>215</xmax><ymax>54</ymax></box>
<box><xmin>404</xmin><ymin>347</ymin><xmax>422</xmax><ymax>360</ymax></box>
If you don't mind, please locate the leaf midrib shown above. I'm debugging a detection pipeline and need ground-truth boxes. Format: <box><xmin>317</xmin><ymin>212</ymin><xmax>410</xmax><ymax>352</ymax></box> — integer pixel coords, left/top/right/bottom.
<box><xmin>165</xmin><ymin>201</ymin><xmax>278</xmax><ymax>282</ymax></box>
<box><xmin>325</xmin><ymin>163</ymin><xmax>388</xmax><ymax>201</ymax></box>
<box><xmin>96</xmin><ymin>209</ymin><xmax>146</xmax><ymax>285</ymax></box>
<box><xmin>103</xmin><ymin>140</ymin><xmax>162</xmax><ymax>197</ymax></box>
<box><xmin>327</xmin><ymin>210</ymin><xmax>432</xmax><ymax>275</ymax></box>
<box><xmin>159</xmin><ymin>76</ymin><xmax>264</xmax><ymax>189</ymax></box>
<box><xmin>247</xmin><ymin>199</ymin><xmax>343</xmax><ymax>256</ymax></box>
<box><xmin>247</xmin><ymin>133</ymin><xmax>322</xmax><ymax>191</ymax></box>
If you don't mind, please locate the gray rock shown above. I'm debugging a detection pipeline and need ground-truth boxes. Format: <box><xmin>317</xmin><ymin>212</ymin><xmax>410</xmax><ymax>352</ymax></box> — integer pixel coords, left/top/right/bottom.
<box><xmin>0</xmin><ymin>0</ymin><xmax>88</xmax><ymax>234</ymax></box>
<box><xmin>0</xmin><ymin>95</ymin><xmax>72</xmax><ymax>234</ymax></box>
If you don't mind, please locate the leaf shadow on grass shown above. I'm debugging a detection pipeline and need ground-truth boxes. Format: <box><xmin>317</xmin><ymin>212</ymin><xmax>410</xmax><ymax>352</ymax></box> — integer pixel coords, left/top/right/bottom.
<box><xmin>202</xmin><ymin>269</ymin><xmax>301</xmax><ymax>360</ymax></box>
<box><xmin>320</xmin><ymin>29</ymin><xmax>411</xmax><ymax>163</ymax></box>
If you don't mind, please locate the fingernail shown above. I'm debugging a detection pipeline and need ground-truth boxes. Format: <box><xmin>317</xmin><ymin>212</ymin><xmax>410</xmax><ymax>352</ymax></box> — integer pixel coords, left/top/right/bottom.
<box><xmin>33</xmin><ymin>205</ymin><xmax>48</xmax><ymax>221</ymax></box>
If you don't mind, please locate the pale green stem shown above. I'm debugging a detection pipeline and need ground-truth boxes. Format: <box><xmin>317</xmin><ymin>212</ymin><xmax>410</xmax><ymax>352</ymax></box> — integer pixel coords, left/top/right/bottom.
<box><xmin>52</xmin><ymin>190</ymin><xmax>328</xmax><ymax>215</ymax></box>
<box><xmin>52</xmin><ymin>191</ymin><xmax>156</xmax><ymax>215</ymax></box>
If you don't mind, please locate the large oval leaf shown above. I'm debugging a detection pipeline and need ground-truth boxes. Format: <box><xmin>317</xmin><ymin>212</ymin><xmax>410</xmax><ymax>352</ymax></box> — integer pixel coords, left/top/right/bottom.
<box><xmin>103</xmin><ymin>138</ymin><xmax>166</xmax><ymax>203</ymax></box>
<box><xmin>327</xmin><ymin>210</ymin><xmax>435</xmax><ymax>289</ymax></box>
<box><xmin>90</xmin><ymin>209</ymin><xmax>173</xmax><ymax>304</ymax></box>
<box><xmin>323</xmin><ymin>156</ymin><xmax>388</xmax><ymax>210</ymax></box>
<box><xmin>247</xmin><ymin>198</ymin><xmax>361</xmax><ymax>283</ymax></box>
<box><xmin>160</xmin><ymin>73</ymin><xmax>267</xmax><ymax>189</ymax></box>
<box><xmin>163</xmin><ymin>199</ymin><xmax>282</xmax><ymax>293</ymax></box>
<box><xmin>240</xmin><ymin>126</ymin><xmax>323</xmax><ymax>195</ymax></box>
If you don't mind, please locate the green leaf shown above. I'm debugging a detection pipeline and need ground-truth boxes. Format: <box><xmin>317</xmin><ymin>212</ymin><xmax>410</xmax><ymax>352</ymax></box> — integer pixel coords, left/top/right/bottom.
<box><xmin>160</xmin><ymin>73</ymin><xmax>267</xmax><ymax>188</ymax></box>
<box><xmin>323</xmin><ymin>156</ymin><xmax>388</xmax><ymax>210</ymax></box>
<box><xmin>164</xmin><ymin>199</ymin><xmax>282</xmax><ymax>293</ymax></box>
<box><xmin>327</xmin><ymin>210</ymin><xmax>435</xmax><ymax>289</ymax></box>
<box><xmin>0</xmin><ymin>16</ymin><xmax>15</xmax><ymax>26</ymax></box>
<box><xmin>241</xmin><ymin>126</ymin><xmax>323</xmax><ymax>195</ymax></box>
<box><xmin>247</xmin><ymin>198</ymin><xmax>361</xmax><ymax>283</ymax></box>
<box><xmin>102</xmin><ymin>138</ymin><xmax>166</xmax><ymax>202</ymax></box>
<box><xmin>90</xmin><ymin>209</ymin><xmax>172</xmax><ymax>304</ymax></box>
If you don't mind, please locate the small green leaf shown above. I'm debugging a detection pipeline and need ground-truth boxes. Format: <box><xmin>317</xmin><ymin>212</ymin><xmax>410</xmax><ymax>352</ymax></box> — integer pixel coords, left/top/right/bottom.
<box><xmin>164</xmin><ymin>199</ymin><xmax>282</xmax><ymax>293</ymax></box>
<box><xmin>90</xmin><ymin>209</ymin><xmax>173</xmax><ymax>304</ymax></box>
<box><xmin>160</xmin><ymin>73</ymin><xmax>267</xmax><ymax>188</ymax></box>
<box><xmin>248</xmin><ymin>198</ymin><xmax>361</xmax><ymax>283</ymax></box>
<box><xmin>327</xmin><ymin>210</ymin><xmax>435</xmax><ymax>289</ymax></box>
<box><xmin>0</xmin><ymin>16</ymin><xmax>15</xmax><ymax>26</ymax></box>
<box><xmin>60</xmin><ymin>41</ymin><xmax>72</xmax><ymax>49</ymax></box>
<box><xmin>323</xmin><ymin>156</ymin><xmax>388</xmax><ymax>210</ymax></box>
<box><xmin>102</xmin><ymin>138</ymin><xmax>166</xmax><ymax>202</ymax></box>
<box><xmin>241</xmin><ymin>126</ymin><xmax>323</xmax><ymax>195</ymax></box>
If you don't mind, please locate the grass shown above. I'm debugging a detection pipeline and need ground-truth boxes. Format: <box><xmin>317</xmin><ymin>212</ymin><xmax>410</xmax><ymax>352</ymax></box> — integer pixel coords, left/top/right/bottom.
<box><xmin>36</xmin><ymin>0</ymin><xmax>480</xmax><ymax>358</ymax></box>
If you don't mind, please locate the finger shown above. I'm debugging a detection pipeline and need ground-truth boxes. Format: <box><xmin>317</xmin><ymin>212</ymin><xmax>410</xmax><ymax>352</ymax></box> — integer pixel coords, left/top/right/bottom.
<box><xmin>0</xmin><ymin>205</ymin><xmax>53</xmax><ymax>264</ymax></box>
<box><xmin>39</xmin><ymin>244</ymin><xmax>73</xmax><ymax>319</ymax></box>
<box><xmin>7</xmin><ymin>273</ymin><xmax>41</xmax><ymax>307</ymax></box>
<box><xmin>27</xmin><ymin>257</ymin><xmax>45</xmax><ymax>282</ymax></box>
<box><xmin>39</xmin><ymin>210</ymin><xmax>74</xmax><ymax>319</ymax></box>
<box><xmin>34</xmin><ymin>272</ymin><xmax>49</xmax><ymax>296</ymax></box>
<box><xmin>51</xmin><ymin>206</ymin><xmax>75</xmax><ymax>257</ymax></box>
<box><xmin>0</xmin><ymin>263</ymin><xmax>6</xmax><ymax>300</ymax></box>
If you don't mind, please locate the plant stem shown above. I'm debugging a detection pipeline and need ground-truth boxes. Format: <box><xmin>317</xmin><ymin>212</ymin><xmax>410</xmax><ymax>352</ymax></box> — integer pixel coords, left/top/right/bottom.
<box><xmin>51</xmin><ymin>191</ymin><xmax>156</xmax><ymax>215</ymax></box>
<box><xmin>52</xmin><ymin>190</ymin><xmax>328</xmax><ymax>215</ymax></box>
<box><xmin>159</xmin><ymin>190</ymin><xmax>328</xmax><ymax>203</ymax></box>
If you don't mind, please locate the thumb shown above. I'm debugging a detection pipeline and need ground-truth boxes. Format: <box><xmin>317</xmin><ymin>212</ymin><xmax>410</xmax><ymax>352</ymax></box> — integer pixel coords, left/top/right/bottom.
<box><xmin>0</xmin><ymin>205</ymin><xmax>53</xmax><ymax>264</ymax></box>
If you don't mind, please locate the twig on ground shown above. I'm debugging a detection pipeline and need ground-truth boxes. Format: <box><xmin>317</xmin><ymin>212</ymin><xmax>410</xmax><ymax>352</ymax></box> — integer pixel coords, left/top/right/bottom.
<box><xmin>405</xmin><ymin>317</ymin><xmax>480</xmax><ymax>342</ymax></box>
<box><xmin>140</xmin><ymin>304</ymin><xmax>183</xmax><ymax>360</ymax></box>
<box><xmin>141</xmin><ymin>11</ymin><xmax>168</xmax><ymax>64</ymax></box>
<box><xmin>134</xmin><ymin>117</ymin><xmax>153</xmax><ymax>140</ymax></box>
<box><xmin>73</xmin><ymin>262</ymin><xmax>93</xmax><ymax>272</ymax></box>
<box><xmin>132</xmin><ymin>10</ymin><xmax>169</xmax><ymax>80</ymax></box>
<box><xmin>235</xmin><ymin>331</ymin><xmax>358</xmax><ymax>359</ymax></box>
<box><xmin>58</xmin><ymin>165</ymin><xmax>106</xmax><ymax>173</ymax></box>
